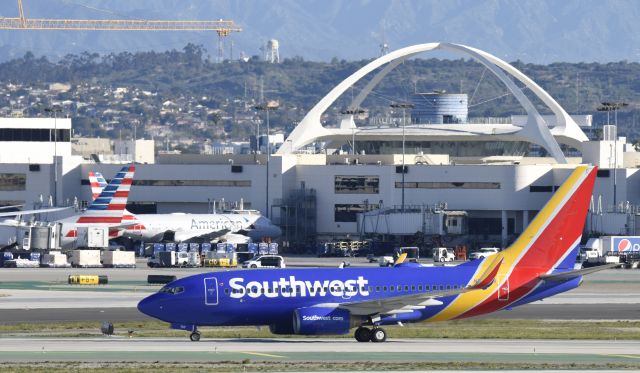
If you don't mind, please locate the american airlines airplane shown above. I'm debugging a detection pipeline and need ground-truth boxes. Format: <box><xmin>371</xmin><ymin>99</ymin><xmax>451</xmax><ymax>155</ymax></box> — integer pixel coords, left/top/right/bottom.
<box><xmin>89</xmin><ymin>172</ymin><xmax>281</xmax><ymax>243</ymax></box>
<box><xmin>0</xmin><ymin>165</ymin><xmax>135</xmax><ymax>249</ymax></box>
<box><xmin>138</xmin><ymin>165</ymin><xmax>614</xmax><ymax>342</ymax></box>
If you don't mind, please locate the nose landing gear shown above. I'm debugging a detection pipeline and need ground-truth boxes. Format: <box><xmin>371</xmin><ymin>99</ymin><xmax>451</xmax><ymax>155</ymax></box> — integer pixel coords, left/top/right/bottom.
<box><xmin>190</xmin><ymin>331</ymin><xmax>201</xmax><ymax>341</ymax></box>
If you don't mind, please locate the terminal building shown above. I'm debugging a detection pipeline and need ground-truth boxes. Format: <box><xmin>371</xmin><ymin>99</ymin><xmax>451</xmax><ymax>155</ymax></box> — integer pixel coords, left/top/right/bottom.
<box><xmin>1</xmin><ymin>42</ymin><xmax>639</xmax><ymax>251</ymax></box>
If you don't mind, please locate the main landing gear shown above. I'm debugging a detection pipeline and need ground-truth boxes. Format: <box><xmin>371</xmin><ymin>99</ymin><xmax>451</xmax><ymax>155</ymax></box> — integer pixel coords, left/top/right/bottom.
<box><xmin>354</xmin><ymin>326</ymin><xmax>387</xmax><ymax>342</ymax></box>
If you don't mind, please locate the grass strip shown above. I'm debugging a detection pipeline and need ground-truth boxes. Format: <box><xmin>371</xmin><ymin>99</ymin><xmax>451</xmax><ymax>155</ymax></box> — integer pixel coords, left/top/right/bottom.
<box><xmin>0</xmin><ymin>361</ymin><xmax>639</xmax><ymax>372</ymax></box>
<box><xmin>2</xmin><ymin>319</ymin><xmax>640</xmax><ymax>340</ymax></box>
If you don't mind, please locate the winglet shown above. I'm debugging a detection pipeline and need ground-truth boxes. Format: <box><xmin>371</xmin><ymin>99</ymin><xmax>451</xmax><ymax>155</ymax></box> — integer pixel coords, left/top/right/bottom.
<box><xmin>395</xmin><ymin>253</ymin><xmax>407</xmax><ymax>265</ymax></box>
<box><xmin>469</xmin><ymin>257</ymin><xmax>503</xmax><ymax>290</ymax></box>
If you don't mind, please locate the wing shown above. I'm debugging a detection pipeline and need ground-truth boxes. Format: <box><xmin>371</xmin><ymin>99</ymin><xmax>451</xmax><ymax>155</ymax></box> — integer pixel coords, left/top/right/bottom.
<box><xmin>339</xmin><ymin>257</ymin><xmax>503</xmax><ymax>316</ymax></box>
<box><xmin>0</xmin><ymin>206</ymin><xmax>73</xmax><ymax>218</ymax></box>
<box><xmin>539</xmin><ymin>263</ymin><xmax>620</xmax><ymax>282</ymax></box>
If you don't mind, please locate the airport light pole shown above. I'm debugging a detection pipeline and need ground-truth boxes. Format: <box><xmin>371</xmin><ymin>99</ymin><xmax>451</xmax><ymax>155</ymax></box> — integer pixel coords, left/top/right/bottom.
<box><xmin>597</xmin><ymin>102</ymin><xmax>628</xmax><ymax>208</ymax></box>
<box><xmin>255</xmin><ymin>101</ymin><xmax>279</xmax><ymax>218</ymax></box>
<box><xmin>390</xmin><ymin>102</ymin><xmax>414</xmax><ymax>212</ymax></box>
<box><xmin>45</xmin><ymin>105</ymin><xmax>62</xmax><ymax>206</ymax></box>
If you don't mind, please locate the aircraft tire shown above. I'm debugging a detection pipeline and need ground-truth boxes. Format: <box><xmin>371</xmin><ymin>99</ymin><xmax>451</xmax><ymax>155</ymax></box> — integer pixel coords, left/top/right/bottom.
<box><xmin>354</xmin><ymin>327</ymin><xmax>371</xmax><ymax>342</ymax></box>
<box><xmin>370</xmin><ymin>327</ymin><xmax>387</xmax><ymax>343</ymax></box>
<box><xmin>250</xmin><ymin>264</ymin><xmax>257</xmax><ymax>268</ymax></box>
<box><xmin>190</xmin><ymin>332</ymin><xmax>201</xmax><ymax>342</ymax></box>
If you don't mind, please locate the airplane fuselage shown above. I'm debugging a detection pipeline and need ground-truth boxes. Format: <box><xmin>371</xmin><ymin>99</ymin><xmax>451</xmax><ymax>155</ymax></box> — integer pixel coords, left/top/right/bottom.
<box><xmin>122</xmin><ymin>214</ymin><xmax>281</xmax><ymax>242</ymax></box>
<box><xmin>138</xmin><ymin>261</ymin><xmax>582</xmax><ymax>331</ymax></box>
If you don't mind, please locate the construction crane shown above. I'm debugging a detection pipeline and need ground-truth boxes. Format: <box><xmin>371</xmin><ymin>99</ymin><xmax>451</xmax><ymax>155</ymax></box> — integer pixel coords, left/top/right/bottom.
<box><xmin>1</xmin><ymin>0</ymin><xmax>242</xmax><ymax>61</ymax></box>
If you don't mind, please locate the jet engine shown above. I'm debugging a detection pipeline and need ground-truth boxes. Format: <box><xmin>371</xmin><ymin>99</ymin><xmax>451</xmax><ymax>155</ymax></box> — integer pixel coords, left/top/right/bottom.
<box><xmin>290</xmin><ymin>307</ymin><xmax>363</xmax><ymax>335</ymax></box>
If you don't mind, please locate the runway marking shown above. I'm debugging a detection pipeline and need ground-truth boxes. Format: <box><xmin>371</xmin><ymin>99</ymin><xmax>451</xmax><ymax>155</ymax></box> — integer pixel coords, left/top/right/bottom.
<box><xmin>239</xmin><ymin>351</ymin><xmax>286</xmax><ymax>359</ymax></box>
<box><xmin>604</xmin><ymin>354</ymin><xmax>640</xmax><ymax>360</ymax></box>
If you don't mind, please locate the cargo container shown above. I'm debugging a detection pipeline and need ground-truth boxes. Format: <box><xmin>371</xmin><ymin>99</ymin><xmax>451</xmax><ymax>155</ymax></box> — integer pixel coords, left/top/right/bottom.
<box><xmin>76</xmin><ymin>227</ymin><xmax>109</xmax><ymax>249</ymax></box>
<box><xmin>201</xmin><ymin>243</ymin><xmax>212</xmax><ymax>254</ymax></box>
<box><xmin>70</xmin><ymin>250</ymin><xmax>102</xmax><ymax>268</ymax></box>
<box><xmin>102</xmin><ymin>251</ymin><xmax>136</xmax><ymax>268</ymax></box>
<box><xmin>40</xmin><ymin>251</ymin><xmax>70</xmax><ymax>268</ymax></box>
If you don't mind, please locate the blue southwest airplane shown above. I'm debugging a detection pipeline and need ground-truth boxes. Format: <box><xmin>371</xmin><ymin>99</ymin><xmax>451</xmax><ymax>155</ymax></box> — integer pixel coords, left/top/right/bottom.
<box><xmin>138</xmin><ymin>165</ymin><xmax>616</xmax><ymax>342</ymax></box>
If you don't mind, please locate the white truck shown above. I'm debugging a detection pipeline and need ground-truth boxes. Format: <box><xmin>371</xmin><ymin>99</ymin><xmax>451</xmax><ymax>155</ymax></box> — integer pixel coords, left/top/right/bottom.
<box><xmin>242</xmin><ymin>255</ymin><xmax>285</xmax><ymax>269</ymax></box>
<box><xmin>583</xmin><ymin>236</ymin><xmax>640</xmax><ymax>268</ymax></box>
<box><xmin>469</xmin><ymin>247</ymin><xmax>500</xmax><ymax>260</ymax></box>
<box><xmin>433</xmin><ymin>247</ymin><xmax>455</xmax><ymax>262</ymax></box>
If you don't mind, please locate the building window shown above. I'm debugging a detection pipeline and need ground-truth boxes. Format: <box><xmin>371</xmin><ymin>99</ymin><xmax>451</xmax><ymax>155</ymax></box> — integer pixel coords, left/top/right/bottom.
<box><xmin>529</xmin><ymin>185</ymin><xmax>553</xmax><ymax>193</ymax></box>
<box><xmin>335</xmin><ymin>176</ymin><xmax>379</xmax><ymax>194</ymax></box>
<box><xmin>0</xmin><ymin>173</ymin><xmax>26</xmax><ymax>191</ymax></box>
<box><xmin>396</xmin><ymin>181</ymin><xmax>500</xmax><ymax>189</ymax></box>
<box><xmin>334</xmin><ymin>203</ymin><xmax>379</xmax><ymax>222</ymax></box>
<box><xmin>0</xmin><ymin>128</ymin><xmax>70</xmax><ymax>142</ymax></box>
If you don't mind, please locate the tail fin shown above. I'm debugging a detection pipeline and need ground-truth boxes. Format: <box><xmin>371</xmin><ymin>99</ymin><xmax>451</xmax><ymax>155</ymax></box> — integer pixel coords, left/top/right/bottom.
<box><xmin>88</xmin><ymin>169</ymin><xmax>139</xmax><ymax>225</ymax></box>
<box><xmin>443</xmin><ymin>165</ymin><xmax>597</xmax><ymax>320</ymax></box>
<box><xmin>88</xmin><ymin>171</ymin><xmax>108</xmax><ymax>200</ymax></box>
<box><xmin>498</xmin><ymin>165</ymin><xmax>597</xmax><ymax>275</ymax></box>
<box><xmin>77</xmin><ymin>165</ymin><xmax>135</xmax><ymax>224</ymax></box>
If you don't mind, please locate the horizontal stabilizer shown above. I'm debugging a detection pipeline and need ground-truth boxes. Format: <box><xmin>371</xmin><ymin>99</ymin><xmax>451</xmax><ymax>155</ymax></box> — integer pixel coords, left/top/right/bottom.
<box><xmin>540</xmin><ymin>263</ymin><xmax>621</xmax><ymax>282</ymax></box>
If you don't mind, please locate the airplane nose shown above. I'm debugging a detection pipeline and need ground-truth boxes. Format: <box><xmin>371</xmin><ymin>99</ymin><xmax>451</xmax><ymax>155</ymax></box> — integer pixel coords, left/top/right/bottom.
<box><xmin>137</xmin><ymin>294</ymin><xmax>163</xmax><ymax>319</ymax></box>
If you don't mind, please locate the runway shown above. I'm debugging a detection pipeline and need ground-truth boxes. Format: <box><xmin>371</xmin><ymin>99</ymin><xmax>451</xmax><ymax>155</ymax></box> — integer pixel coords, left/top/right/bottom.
<box><xmin>0</xmin><ymin>337</ymin><xmax>638</xmax><ymax>364</ymax></box>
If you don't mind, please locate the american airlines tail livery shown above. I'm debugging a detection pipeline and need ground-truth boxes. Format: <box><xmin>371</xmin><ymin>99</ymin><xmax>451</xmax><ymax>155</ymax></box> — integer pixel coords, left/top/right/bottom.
<box><xmin>89</xmin><ymin>172</ymin><xmax>281</xmax><ymax>243</ymax></box>
<box><xmin>138</xmin><ymin>165</ymin><xmax>615</xmax><ymax>342</ymax></box>
<box><xmin>58</xmin><ymin>165</ymin><xmax>135</xmax><ymax>247</ymax></box>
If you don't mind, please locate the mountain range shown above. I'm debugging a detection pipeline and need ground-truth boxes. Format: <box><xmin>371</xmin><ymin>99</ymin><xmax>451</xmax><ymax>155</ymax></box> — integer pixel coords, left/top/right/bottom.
<box><xmin>1</xmin><ymin>0</ymin><xmax>639</xmax><ymax>63</ymax></box>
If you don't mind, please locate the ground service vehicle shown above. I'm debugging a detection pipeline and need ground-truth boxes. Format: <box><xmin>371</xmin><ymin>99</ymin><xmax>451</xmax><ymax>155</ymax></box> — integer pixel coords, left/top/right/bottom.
<box><xmin>468</xmin><ymin>247</ymin><xmax>500</xmax><ymax>260</ymax></box>
<box><xmin>242</xmin><ymin>255</ymin><xmax>285</xmax><ymax>268</ymax></box>
<box><xmin>139</xmin><ymin>166</ymin><xmax>619</xmax><ymax>343</ymax></box>
<box><xmin>432</xmin><ymin>247</ymin><xmax>455</xmax><ymax>262</ymax></box>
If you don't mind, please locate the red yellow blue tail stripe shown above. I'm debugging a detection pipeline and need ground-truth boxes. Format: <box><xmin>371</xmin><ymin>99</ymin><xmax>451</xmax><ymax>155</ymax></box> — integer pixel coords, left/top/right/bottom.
<box><xmin>428</xmin><ymin>165</ymin><xmax>596</xmax><ymax>321</ymax></box>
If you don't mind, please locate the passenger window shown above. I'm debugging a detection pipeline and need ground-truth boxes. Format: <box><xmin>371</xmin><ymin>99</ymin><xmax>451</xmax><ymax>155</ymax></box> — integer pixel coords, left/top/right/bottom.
<box><xmin>389</xmin><ymin>286</ymin><xmax>395</xmax><ymax>292</ymax></box>
<box><xmin>404</xmin><ymin>285</ymin><xmax>409</xmax><ymax>291</ymax></box>
<box><xmin>383</xmin><ymin>286</ymin><xmax>388</xmax><ymax>291</ymax></box>
<box><xmin>368</xmin><ymin>286</ymin><xmax>373</xmax><ymax>292</ymax></box>
<box><xmin>224</xmin><ymin>289</ymin><xmax>229</xmax><ymax>294</ymax></box>
<box><xmin>418</xmin><ymin>285</ymin><xmax>423</xmax><ymax>291</ymax></box>
<box><xmin>376</xmin><ymin>286</ymin><xmax>381</xmax><ymax>292</ymax></box>
<box><xmin>426</xmin><ymin>285</ymin><xmax>431</xmax><ymax>291</ymax></box>
<box><xmin>411</xmin><ymin>285</ymin><xmax>416</xmax><ymax>291</ymax></box>
<box><xmin>439</xmin><ymin>285</ymin><xmax>444</xmax><ymax>290</ymax></box>
<box><xmin>446</xmin><ymin>285</ymin><xmax>451</xmax><ymax>290</ymax></box>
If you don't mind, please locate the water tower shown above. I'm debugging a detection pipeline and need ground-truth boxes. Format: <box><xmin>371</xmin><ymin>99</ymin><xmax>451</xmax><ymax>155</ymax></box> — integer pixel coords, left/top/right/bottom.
<box><xmin>266</xmin><ymin>39</ymin><xmax>280</xmax><ymax>63</ymax></box>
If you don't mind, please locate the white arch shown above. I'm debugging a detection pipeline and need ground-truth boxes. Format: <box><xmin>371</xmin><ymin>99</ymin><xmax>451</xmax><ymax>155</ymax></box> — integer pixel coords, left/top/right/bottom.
<box><xmin>278</xmin><ymin>43</ymin><xmax>587</xmax><ymax>162</ymax></box>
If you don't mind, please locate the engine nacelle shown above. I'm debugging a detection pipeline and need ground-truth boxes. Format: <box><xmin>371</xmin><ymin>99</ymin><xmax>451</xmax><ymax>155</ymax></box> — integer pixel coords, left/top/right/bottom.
<box><xmin>292</xmin><ymin>307</ymin><xmax>358</xmax><ymax>335</ymax></box>
<box><xmin>268</xmin><ymin>322</ymin><xmax>295</xmax><ymax>335</ymax></box>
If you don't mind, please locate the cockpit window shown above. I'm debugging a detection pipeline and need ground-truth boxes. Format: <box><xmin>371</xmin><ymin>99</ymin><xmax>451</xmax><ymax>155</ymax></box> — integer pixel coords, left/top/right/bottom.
<box><xmin>159</xmin><ymin>286</ymin><xmax>184</xmax><ymax>295</ymax></box>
